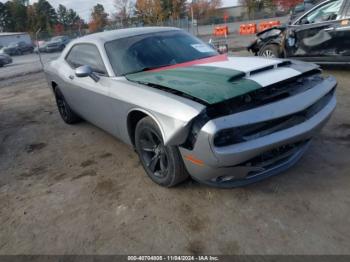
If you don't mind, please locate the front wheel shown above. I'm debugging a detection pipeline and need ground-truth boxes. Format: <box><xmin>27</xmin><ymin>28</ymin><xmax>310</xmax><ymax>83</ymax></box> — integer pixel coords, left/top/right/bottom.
<box><xmin>135</xmin><ymin>117</ymin><xmax>188</xmax><ymax>187</ymax></box>
<box><xmin>54</xmin><ymin>87</ymin><xmax>81</xmax><ymax>124</ymax></box>
<box><xmin>259</xmin><ymin>44</ymin><xmax>281</xmax><ymax>58</ymax></box>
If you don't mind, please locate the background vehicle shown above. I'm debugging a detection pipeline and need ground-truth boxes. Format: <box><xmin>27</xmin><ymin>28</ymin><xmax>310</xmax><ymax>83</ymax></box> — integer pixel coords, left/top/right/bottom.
<box><xmin>0</xmin><ymin>53</ymin><xmax>13</xmax><ymax>67</ymax></box>
<box><xmin>45</xmin><ymin>36</ymin><xmax>70</xmax><ymax>52</ymax></box>
<box><xmin>290</xmin><ymin>0</ymin><xmax>318</xmax><ymax>23</ymax></box>
<box><xmin>0</xmin><ymin>41</ymin><xmax>34</xmax><ymax>55</ymax></box>
<box><xmin>45</xmin><ymin>27</ymin><xmax>336</xmax><ymax>188</ymax></box>
<box><xmin>34</xmin><ymin>41</ymin><xmax>48</xmax><ymax>53</ymax></box>
<box><xmin>248</xmin><ymin>0</ymin><xmax>350</xmax><ymax>64</ymax></box>
<box><xmin>248</xmin><ymin>26</ymin><xmax>287</xmax><ymax>57</ymax></box>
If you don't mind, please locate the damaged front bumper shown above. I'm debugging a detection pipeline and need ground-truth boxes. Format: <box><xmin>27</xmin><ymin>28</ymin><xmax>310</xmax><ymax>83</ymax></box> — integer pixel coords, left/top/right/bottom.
<box><xmin>179</xmin><ymin>76</ymin><xmax>337</xmax><ymax>188</ymax></box>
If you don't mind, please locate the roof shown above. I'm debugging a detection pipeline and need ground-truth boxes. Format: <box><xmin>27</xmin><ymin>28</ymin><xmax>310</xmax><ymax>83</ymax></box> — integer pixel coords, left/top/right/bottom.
<box><xmin>76</xmin><ymin>27</ymin><xmax>180</xmax><ymax>44</ymax></box>
<box><xmin>0</xmin><ymin>32</ymin><xmax>29</xmax><ymax>37</ymax></box>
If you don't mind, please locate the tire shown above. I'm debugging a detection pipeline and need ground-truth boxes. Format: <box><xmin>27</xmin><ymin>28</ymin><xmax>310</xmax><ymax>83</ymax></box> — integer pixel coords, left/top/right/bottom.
<box><xmin>135</xmin><ymin>117</ymin><xmax>188</xmax><ymax>187</ymax></box>
<box><xmin>259</xmin><ymin>44</ymin><xmax>281</xmax><ymax>58</ymax></box>
<box><xmin>16</xmin><ymin>50</ymin><xmax>22</xmax><ymax>56</ymax></box>
<box><xmin>54</xmin><ymin>87</ymin><xmax>81</xmax><ymax>124</ymax></box>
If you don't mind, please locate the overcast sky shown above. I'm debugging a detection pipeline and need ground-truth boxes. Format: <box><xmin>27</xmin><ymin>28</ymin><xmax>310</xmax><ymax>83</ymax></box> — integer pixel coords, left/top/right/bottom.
<box><xmin>1</xmin><ymin>0</ymin><xmax>238</xmax><ymax>21</ymax></box>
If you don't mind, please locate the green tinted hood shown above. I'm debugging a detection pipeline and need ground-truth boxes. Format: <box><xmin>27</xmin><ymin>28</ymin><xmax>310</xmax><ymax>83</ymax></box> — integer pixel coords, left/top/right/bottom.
<box><xmin>125</xmin><ymin>66</ymin><xmax>261</xmax><ymax>105</ymax></box>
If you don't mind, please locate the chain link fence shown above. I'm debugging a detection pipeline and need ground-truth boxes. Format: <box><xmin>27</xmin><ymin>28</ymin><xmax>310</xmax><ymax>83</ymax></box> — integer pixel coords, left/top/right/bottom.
<box><xmin>30</xmin><ymin>5</ymin><xmax>291</xmax><ymax>54</ymax></box>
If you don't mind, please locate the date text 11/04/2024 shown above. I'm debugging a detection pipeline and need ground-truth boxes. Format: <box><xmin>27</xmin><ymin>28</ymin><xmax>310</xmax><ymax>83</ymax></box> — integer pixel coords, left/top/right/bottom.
<box><xmin>127</xmin><ymin>255</ymin><xmax>219</xmax><ymax>261</ymax></box>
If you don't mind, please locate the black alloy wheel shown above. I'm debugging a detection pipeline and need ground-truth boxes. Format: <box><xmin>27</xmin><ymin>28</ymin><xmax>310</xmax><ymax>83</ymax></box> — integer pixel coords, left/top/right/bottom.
<box><xmin>135</xmin><ymin>117</ymin><xmax>188</xmax><ymax>187</ymax></box>
<box><xmin>54</xmin><ymin>87</ymin><xmax>81</xmax><ymax>124</ymax></box>
<box><xmin>139</xmin><ymin>126</ymin><xmax>169</xmax><ymax>179</ymax></box>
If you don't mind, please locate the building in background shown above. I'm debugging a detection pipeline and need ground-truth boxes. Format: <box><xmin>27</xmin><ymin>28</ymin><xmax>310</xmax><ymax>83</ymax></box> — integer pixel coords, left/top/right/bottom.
<box><xmin>0</xmin><ymin>32</ymin><xmax>32</xmax><ymax>48</ymax></box>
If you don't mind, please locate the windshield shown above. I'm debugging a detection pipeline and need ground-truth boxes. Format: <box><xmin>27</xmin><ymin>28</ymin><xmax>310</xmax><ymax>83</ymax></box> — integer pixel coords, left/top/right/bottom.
<box><xmin>305</xmin><ymin>0</ymin><xmax>342</xmax><ymax>23</ymax></box>
<box><xmin>105</xmin><ymin>30</ymin><xmax>218</xmax><ymax>76</ymax></box>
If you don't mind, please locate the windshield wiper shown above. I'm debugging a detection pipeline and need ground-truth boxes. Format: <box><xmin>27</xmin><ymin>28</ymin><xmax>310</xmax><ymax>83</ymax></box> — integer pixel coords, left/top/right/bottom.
<box><xmin>124</xmin><ymin>67</ymin><xmax>154</xmax><ymax>75</ymax></box>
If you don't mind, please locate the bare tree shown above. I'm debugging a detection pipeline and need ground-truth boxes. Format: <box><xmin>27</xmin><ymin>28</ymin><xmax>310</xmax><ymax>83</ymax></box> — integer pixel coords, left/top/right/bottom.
<box><xmin>135</xmin><ymin>0</ymin><xmax>164</xmax><ymax>25</ymax></box>
<box><xmin>114</xmin><ymin>0</ymin><xmax>133</xmax><ymax>26</ymax></box>
<box><xmin>191</xmin><ymin>0</ymin><xmax>222</xmax><ymax>20</ymax></box>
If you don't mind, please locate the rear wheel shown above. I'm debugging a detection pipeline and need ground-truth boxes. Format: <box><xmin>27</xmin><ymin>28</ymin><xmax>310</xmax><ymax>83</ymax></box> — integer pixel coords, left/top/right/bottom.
<box><xmin>54</xmin><ymin>87</ymin><xmax>81</xmax><ymax>124</ymax></box>
<box><xmin>259</xmin><ymin>44</ymin><xmax>281</xmax><ymax>58</ymax></box>
<box><xmin>135</xmin><ymin>117</ymin><xmax>188</xmax><ymax>187</ymax></box>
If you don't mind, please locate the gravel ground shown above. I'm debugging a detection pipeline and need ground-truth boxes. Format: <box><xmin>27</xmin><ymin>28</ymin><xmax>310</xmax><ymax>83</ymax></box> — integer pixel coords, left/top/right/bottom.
<box><xmin>0</xmin><ymin>58</ymin><xmax>350</xmax><ymax>254</ymax></box>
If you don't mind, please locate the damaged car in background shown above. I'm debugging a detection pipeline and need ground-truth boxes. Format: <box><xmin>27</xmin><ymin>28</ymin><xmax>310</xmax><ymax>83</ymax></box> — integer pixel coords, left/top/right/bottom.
<box><xmin>45</xmin><ymin>27</ymin><xmax>337</xmax><ymax>188</ymax></box>
<box><xmin>249</xmin><ymin>0</ymin><xmax>350</xmax><ymax>64</ymax></box>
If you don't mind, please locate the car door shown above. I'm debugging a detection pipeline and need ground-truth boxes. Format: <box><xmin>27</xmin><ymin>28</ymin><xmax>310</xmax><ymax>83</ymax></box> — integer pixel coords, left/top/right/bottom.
<box><xmin>285</xmin><ymin>0</ymin><xmax>345</xmax><ymax>62</ymax></box>
<box><xmin>18</xmin><ymin>42</ymin><xmax>28</xmax><ymax>52</ymax></box>
<box><xmin>64</xmin><ymin>43</ymin><xmax>117</xmax><ymax>135</ymax></box>
<box><xmin>17</xmin><ymin>42</ymin><xmax>24</xmax><ymax>52</ymax></box>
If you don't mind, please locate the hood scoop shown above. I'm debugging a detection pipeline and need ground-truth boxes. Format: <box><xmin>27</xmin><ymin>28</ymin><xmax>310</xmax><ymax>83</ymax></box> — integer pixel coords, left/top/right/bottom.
<box><xmin>248</xmin><ymin>60</ymin><xmax>292</xmax><ymax>77</ymax></box>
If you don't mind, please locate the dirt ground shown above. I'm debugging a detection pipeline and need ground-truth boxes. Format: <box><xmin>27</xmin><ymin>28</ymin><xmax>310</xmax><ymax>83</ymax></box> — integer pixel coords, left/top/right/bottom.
<box><xmin>0</xmin><ymin>68</ymin><xmax>350</xmax><ymax>255</ymax></box>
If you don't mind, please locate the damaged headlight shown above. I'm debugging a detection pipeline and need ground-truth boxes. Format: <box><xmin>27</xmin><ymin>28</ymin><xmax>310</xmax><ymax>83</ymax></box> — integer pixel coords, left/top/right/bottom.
<box><xmin>214</xmin><ymin>129</ymin><xmax>243</xmax><ymax>147</ymax></box>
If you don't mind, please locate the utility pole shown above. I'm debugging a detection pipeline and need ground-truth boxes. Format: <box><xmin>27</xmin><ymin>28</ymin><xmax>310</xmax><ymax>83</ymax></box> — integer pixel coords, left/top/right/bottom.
<box><xmin>191</xmin><ymin>0</ymin><xmax>197</xmax><ymax>35</ymax></box>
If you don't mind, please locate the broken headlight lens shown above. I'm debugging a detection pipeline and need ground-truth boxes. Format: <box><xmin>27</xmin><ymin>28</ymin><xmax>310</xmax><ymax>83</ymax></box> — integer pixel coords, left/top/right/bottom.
<box><xmin>214</xmin><ymin>129</ymin><xmax>243</xmax><ymax>147</ymax></box>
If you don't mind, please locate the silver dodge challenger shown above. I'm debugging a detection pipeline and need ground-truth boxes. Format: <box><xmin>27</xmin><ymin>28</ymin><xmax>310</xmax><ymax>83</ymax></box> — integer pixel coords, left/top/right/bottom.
<box><xmin>44</xmin><ymin>27</ymin><xmax>337</xmax><ymax>188</ymax></box>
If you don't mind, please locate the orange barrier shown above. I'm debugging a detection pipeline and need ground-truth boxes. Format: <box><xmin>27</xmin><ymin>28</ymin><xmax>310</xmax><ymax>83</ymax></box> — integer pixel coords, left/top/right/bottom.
<box><xmin>213</xmin><ymin>25</ymin><xmax>229</xmax><ymax>37</ymax></box>
<box><xmin>258</xmin><ymin>20</ymin><xmax>281</xmax><ymax>32</ymax></box>
<box><xmin>239</xmin><ymin>23</ymin><xmax>257</xmax><ymax>35</ymax></box>
<box><xmin>258</xmin><ymin>22</ymin><xmax>268</xmax><ymax>32</ymax></box>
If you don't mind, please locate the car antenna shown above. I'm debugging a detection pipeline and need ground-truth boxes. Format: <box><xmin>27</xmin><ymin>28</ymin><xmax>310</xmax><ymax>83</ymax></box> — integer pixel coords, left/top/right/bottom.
<box><xmin>35</xmin><ymin>28</ymin><xmax>44</xmax><ymax>70</ymax></box>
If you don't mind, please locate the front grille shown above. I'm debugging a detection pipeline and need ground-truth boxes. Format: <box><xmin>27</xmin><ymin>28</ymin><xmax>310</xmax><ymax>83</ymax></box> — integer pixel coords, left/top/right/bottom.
<box><xmin>243</xmin><ymin>140</ymin><xmax>309</xmax><ymax>176</ymax></box>
<box><xmin>214</xmin><ymin>89</ymin><xmax>334</xmax><ymax>147</ymax></box>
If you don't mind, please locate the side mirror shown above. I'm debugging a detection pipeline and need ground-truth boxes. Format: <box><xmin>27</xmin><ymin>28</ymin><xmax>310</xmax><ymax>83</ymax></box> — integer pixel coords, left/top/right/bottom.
<box><xmin>75</xmin><ymin>65</ymin><xmax>93</xmax><ymax>78</ymax></box>
<box><xmin>75</xmin><ymin>65</ymin><xmax>100</xmax><ymax>82</ymax></box>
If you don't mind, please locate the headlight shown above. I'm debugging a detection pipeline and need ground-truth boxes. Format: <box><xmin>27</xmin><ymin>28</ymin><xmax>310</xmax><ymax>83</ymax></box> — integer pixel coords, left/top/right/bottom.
<box><xmin>214</xmin><ymin>129</ymin><xmax>243</xmax><ymax>147</ymax></box>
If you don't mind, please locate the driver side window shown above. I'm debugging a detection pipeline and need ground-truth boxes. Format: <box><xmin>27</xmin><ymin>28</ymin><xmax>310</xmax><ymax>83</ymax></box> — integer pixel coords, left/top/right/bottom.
<box><xmin>302</xmin><ymin>0</ymin><xmax>342</xmax><ymax>24</ymax></box>
<box><xmin>65</xmin><ymin>44</ymin><xmax>107</xmax><ymax>75</ymax></box>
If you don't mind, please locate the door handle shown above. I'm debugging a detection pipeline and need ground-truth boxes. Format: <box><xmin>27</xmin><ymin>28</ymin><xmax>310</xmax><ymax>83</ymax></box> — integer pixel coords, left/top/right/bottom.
<box><xmin>69</xmin><ymin>75</ymin><xmax>74</xmax><ymax>80</ymax></box>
